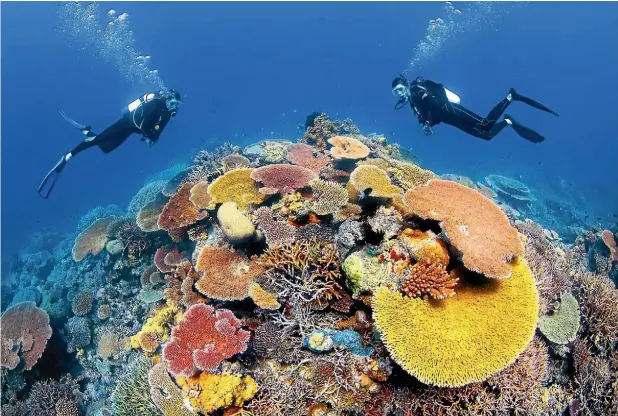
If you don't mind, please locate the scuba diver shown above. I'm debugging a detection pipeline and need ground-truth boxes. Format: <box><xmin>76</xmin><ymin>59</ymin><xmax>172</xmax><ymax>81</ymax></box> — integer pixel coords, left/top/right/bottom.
<box><xmin>38</xmin><ymin>89</ymin><xmax>182</xmax><ymax>199</ymax></box>
<box><xmin>391</xmin><ymin>75</ymin><xmax>558</xmax><ymax>143</ymax></box>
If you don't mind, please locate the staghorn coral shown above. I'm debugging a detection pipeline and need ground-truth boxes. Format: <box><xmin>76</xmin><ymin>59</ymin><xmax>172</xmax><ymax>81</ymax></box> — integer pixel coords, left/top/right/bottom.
<box><xmin>195</xmin><ymin>246</ymin><xmax>264</xmax><ymax>301</ymax></box>
<box><xmin>349</xmin><ymin>165</ymin><xmax>403</xmax><ymax>200</ymax></box>
<box><xmin>111</xmin><ymin>355</ymin><xmax>161</xmax><ymax>416</ymax></box>
<box><xmin>372</xmin><ymin>257</ymin><xmax>539</xmax><ymax>387</ymax></box>
<box><xmin>0</xmin><ymin>301</ymin><xmax>52</xmax><ymax>370</ymax></box>
<box><xmin>572</xmin><ymin>337</ymin><xmax>617</xmax><ymax>415</ymax></box>
<box><xmin>19</xmin><ymin>375</ymin><xmax>82</xmax><ymax>416</ymax></box>
<box><xmin>188</xmin><ymin>181</ymin><xmax>212</xmax><ymax>210</ymax></box>
<box><xmin>400</xmin><ymin>258</ymin><xmax>459</xmax><ymax>300</ymax></box>
<box><xmin>405</xmin><ymin>179</ymin><xmax>524</xmax><ymax>279</ymax></box>
<box><xmin>136</xmin><ymin>199</ymin><xmax>165</xmax><ymax>232</ymax></box>
<box><xmin>71</xmin><ymin>290</ymin><xmax>93</xmax><ymax>316</ymax></box>
<box><xmin>72</xmin><ymin>216</ymin><xmax>115</xmax><ymax>261</ymax></box>
<box><xmin>162</xmin><ymin>303</ymin><xmax>250</xmax><ymax>376</ymax></box>
<box><xmin>252</xmin><ymin>206</ymin><xmax>297</xmax><ymax>246</ymax></box>
<box><xmin>207</xmin><ymin>168</ymin><xmax>265</xmax><ymax>212</ymax></box>
<box><xmin>286</xmin><ymin>143</ymin><xmax>330</xmax><ymax>173</ymax></box>
<box><xmin>250</xmin><ymin>164</ymin><xmax>317</xmax><ymax>196</ymax></box>
<box><xmin>309</xmin><ymin>178</ymin><xmax>349</xmax><ymax>216</ymax></box>
<box><xmin>148</xmin><ymin>362</ymin><xmax>196</xmax><ymax>416</ymax></box>
<box><xmin>157</xmin><ymin>181</ymin><xmax>208</xmax><ymax>231</ymax></box>
<box><xmin>538</xmin><ymin>292</ymin><xmax>580</xmax><ymax>344</ymax></box>
<box><xmin>176</xmin><ymin>371</ymin><xmax>258</xmax><ymax>414</ymax></box>
<box><xmin>328</xmin><ymin>135</ymin><xmax>370</xmax><ymax>161</ymax></box>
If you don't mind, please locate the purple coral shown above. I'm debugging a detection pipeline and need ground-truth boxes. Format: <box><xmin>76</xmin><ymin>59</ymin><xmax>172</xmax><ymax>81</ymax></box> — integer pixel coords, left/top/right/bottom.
<box><xmin>253</xmin><ymin>207</ymin><xmax>297</xmax><ymax>246</ymax></box>
<box><xmin>0</xmin><ymin>301</ymin><xmax>53</xmax><ymax>370</ymax></box>
<box><xmin>250</xmin><ymin>164</ymin><xmax>317</xmax><ymax>195</ymax></box>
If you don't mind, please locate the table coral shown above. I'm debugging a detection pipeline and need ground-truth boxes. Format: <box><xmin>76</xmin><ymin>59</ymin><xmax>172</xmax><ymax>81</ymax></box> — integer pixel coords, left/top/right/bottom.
<box><xmin>162</xmin><ymin>304</ymin><xmax>250</xmax><ymax>377</ymax></box>
<box><xmin>327</xmin><ymin>136</ymin><xmax>370</xmax><ymax>161</ymax></box>
<box><xmin>72</xmin><ymin>216</ymin><xmax>115</xmax><ymax>261</ymax></box>
<box><xmin>250</xmin><ymin>164</ymin><xmax>317</xmax><ymax>196</ymax></box>
<box><xmin>157</xmin><ymin>182</ymin><xmax>208</xmax><ymax>231</ymax></box>
<box><xmin>349</xmin><ymin>165</ymin><xmax>403</xmax><ymax>200</ymax></box>
<box><xmin>0</xmin><ymin>301</ymin><xmax>52</xmax><ymax>371</ymax></box>
<box><xmin>136</xmin><ymin>199</ymin><xmax>165</xmax><ymax>232</ymax></box>
<box><xmin>404</xmin><ymin>179</ymin><xmax>524</xmax><ymax>279</ymax></box>
<box><xmin>538</xmin><ymin>292</ymin><xmax>580</xmax><ymax>344</ymax></box>
<box><xmin>286</xmin><ymin>143</ymin><xmax>330</xmax><ymax>173</ymax></box>
<box><xmin>207</xmin><ymin>168</ymin><xmax>265</xmax><ymax>212</ymax></box>
<box><xmin>188</xmin><ymin>181</ymin><xmax>212</xmax><ymax>210</ymax></box>
<box><xmin>372</xmin><ymin>256</ymin><xmax>539</xmax><ymax>387</ymax></box>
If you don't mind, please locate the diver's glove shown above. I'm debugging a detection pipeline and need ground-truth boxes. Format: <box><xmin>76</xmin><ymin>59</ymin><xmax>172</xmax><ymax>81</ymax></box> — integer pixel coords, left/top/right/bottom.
<box><xmin>421</xmin><ymin>122</ymin><xmax>433</xmax><ymax>136</ymax></box>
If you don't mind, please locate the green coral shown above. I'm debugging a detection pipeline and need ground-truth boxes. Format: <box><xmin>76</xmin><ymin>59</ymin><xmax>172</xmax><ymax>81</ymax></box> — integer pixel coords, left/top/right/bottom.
<box><xmin>139</xmin><ymin>287</ymin><xmax>165</xmax><ymax>304</ymax></box>
<box><xmin>342</xmin><ymin>249</ymin><xmax>396</xmax><ymax>297</ymax></box>
<box><xmin>111</xmin><ymin>355</ymin><xmax>162</xmax><ymax>416</ymax></box>
<box><xmin>538</xmin><ymin>292</ymin><xmax>580</xmax><ymax>344</ymax></box>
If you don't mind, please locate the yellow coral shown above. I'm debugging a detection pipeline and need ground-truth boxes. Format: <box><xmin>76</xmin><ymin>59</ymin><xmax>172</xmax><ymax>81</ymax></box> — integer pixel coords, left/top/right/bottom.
<box><xmin>176</xmin><ymin>372</ymin><xmax>258</xmax><ymax>414</ymax></box>
<box><xmin>130</xmin><ymin>305</ymin><xmax>176</xmax><ymax>352</ymax></box>
<box><xmin>349</xmin><ymin>165</ymin><xmax>403</xmax><ymax>200</ymax></box>
<box><xmin>398</xmin><ymin>229</ymin><xmax>449</xmax><ymax>265</ymax></box>
<box><xmin>372</xmin><ymin>256</ymin><xmax>539</xmax><ymax>387</ymax></box>
<box><xmin>248</xmin><ymin>282</ymin><xmax>281</xmax><ymax>310</ymax></box>
<box><xmin>206</xmin><ymin>168</ymin><xmax>265</xmax><ymax>212</ymax></box>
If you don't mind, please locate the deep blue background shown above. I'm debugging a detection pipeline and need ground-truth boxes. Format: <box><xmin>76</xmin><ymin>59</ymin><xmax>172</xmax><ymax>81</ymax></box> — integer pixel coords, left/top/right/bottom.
<box><xmin>2</xmin><ymin>1</ymin><xmax>618</xmax><ymax>257</ymax></box>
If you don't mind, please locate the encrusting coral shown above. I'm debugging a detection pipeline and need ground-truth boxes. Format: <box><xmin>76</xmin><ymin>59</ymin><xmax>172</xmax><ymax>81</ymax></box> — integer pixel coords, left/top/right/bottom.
<box><xmin>372</xmin><ymin>256</ymin><xmax>539</xmax><ymax>387</ymax></box>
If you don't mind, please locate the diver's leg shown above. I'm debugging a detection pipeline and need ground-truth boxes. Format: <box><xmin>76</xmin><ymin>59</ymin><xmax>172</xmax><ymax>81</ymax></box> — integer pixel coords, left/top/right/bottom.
<box><xmin>483</xmin><ymin>94</ymin><xmax>513</xmax><ymax>128</ymax></box>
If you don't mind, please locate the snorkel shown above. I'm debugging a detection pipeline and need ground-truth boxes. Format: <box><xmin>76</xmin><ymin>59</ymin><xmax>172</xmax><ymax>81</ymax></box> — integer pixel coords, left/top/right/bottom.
<box><xmin>392</xmin><ymin>74</ymin><xmax>411</xmax><ymax>110</ymax></box>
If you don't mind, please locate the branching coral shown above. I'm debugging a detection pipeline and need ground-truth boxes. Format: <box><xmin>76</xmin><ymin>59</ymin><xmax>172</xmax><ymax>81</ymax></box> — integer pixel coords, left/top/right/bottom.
<box><xmin>538</xmin><ymin>292</ymin><xmax>580</xmax><ymax>344</ymax></box>
<box><xmin>404</xmin><ymin>179</ymin><xmax>524</xmax><ymax>279</ymax></box>
<box><xmin>72</xmin><ymin>216</ymin><xmax>115</xmax><ymax>261</ymax></box>
<box><xmin>252</xmin><ymin>321</ymin><xmax>301</xmax><ymax>362</ymax></box>
<box><xmin>111</xmin><ymin>355</ymin><xmax>161</xmax><ymax>416</ymax></box>
<box><xmin>162</xmin><ymin>304</ymin><xmax>250</xmax><ymax>377</ymax></box>
<box><xmin>207</xmin><ymin>168</ymin><xmax>265</xmax><ymax>212</ymax></box>
<box><xmin>0</xmin><ymin>301</ymin><xmax>52</xmax><ymax>370</ymax></box>
<box><xmin>176</xmin><ymin>371</ymin><xmax>258</xmax><ymax>414</ymax></box>
<box><xmin>327</xmin><ymin>136</ymin><xmax>370</xmax><ymax>161</ymax></box>
<box><xmin>372</xmin><ymin>257</ymin><xmax>539</xmax><ymax>387</ymax></box>
<box><xmin>195</xmin><ymin>246</ymin><xmax>264</xmax><ymax>301</ymax></box>
<box><xmin>250</xmin><ymin>164</ymin><xmax>318</xmax><ymax>196</ymax></box>
<box><xmin>287</xmin><ymin>143</ymin><xmax>330</xmax><ymax>173</ymax></box>
<box><xmin>157</xmin><ymin>181</ymin><xmax>208</xmax><ymax>231</ymax></box>
<box><xmin>252</xmin><ymin>206</ymin><xmax>297</xmax><ymax>246</ymax></box>
<box><xmin>400</xmin><ymin>258</ymin><xmax>459</xmax><ymax>300</ymax></box>
<box><xmin>136</xmin><ymin>199</ymin><xmax>165</xmax><ymax>232</ymax></box>
<box><xmin>309</xmin><ymin>178</ymin><xmax>349</xmax><ymax>216</ymax></box>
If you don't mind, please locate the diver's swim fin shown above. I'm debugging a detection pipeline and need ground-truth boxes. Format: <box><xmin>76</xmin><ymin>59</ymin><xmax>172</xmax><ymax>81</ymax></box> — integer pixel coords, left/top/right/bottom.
<box><xmin>38</xmin><ymin>156</ymin><xmax>67</xmax><ymax>199</ymax></box>
<box><xmin>510</xmin><ymin>89</ymin><xmax>559</xmax><ymax>117</ymax></box>
<box><xmin>59</xmin><ymin>109</ymin><xmax>96</xmax><ymax>139</ymax></box>
<box><xmin>504</xmin><ymin>114</ymin><xmax>546</xmax><ymax>143</ymax></box>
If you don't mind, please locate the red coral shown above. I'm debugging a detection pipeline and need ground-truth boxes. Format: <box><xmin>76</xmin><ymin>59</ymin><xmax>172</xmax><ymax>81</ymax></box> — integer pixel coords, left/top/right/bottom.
<box><xmin>250</xmin><ymin>164</ymin><xmax>317</xmax><ymax>196</ymax></box>
<box><xmin>0</xmin><ymin>301</ymin><xmax>52</xmax><ymax>370</ymax></box>
<box><xmin>162</xmin><ymin>304</ymin><xmax>249</xmax><ymax>377</ymax></box>
<box><xmin>286</xmin><ymin>143</ymin><xmax>330</xmax><ymax>173</ymax></box>
<box><xmin>157</xmin><ymin>182</ymin><xmax>208</xmax><ymax>231</ymax></box>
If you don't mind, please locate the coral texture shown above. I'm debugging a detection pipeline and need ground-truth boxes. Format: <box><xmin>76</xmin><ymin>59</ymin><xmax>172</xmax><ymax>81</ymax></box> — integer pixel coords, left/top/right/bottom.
<box><xmin>148</xmin><ymin>363</ymin><xmax>195</xmax><ymax>416</ymax></box>
<box><xmin>372</xmin><ymin>257</ymin><xmax>539</xmax><ymax>387</ymax></box>
<box><xmin>72</xmin><ymin>216</ymin><xmax>115</xmax><ymax>261</ymax></box>
<box><xmin>136</xmin><ymin>200</ymin><xmax>165</xmax><ymax>232</ymax></box>
<box><xmin>188</xmin><ymin>181</ymin><xmax>212</xmax><ymax>210</ymax></box>
<box><xmin>286</xmin><ymin>143</ymin><xmax>330</xmax><ymax>173</ymax></box>
<box><xmin>404</xmin><ymin>179</ymin><xmax>524</xmax><ymax>279</ymax></box>
<box><xmin>161</xmin><ymin>304</ymin><xmax>250</xmax><ymax>377</ymax></box>
<box><xmin>157</xmin><ymin>182</ymin><xmax>208</xmax><ymax>231</ymax></box>
<box><xmin>327</xmin><ymin>136</ymin><xmax>370</xmax><ymax>160</ymax></box>
<box><xmin>310</xmin><ymin>178</ymin><xmax>349</xmax><ymax>216</ymax></box>
<box><xmin>252</xmin><ymin>206</ymin><xmax>297</xmax><ymax>246</ymax></box>
<box><xmin>250</xmin><ymin>164</ymin><xmax>318</xmax><ymax>196</ymax></box>
<box><xmin>400</xmin><ymin>258</ymin><xmax>459</xmax><ymax>300</ymax></box>
<box><xmin>349</xmin><ymin>165</ymin><xmax>403</xmax><ymax>199</ymax></box>
<box><xmin>0</xmin><ymin>301</ymin><xmax>52</xmax><ymax>370</ymax></box>
<box><xmin>176</xmin><ymin>372</ymin><xmax>258</xmax><ymax>414</ymax></box>
<box><xmin>538</xmin><ymin>292</ymin><xmax>580</xmax><ymax>344</ymax></box>
<box><xmin>206</xmin><ymin>168</ymin><xmax>265</xmax><ymax>212</ymax></box>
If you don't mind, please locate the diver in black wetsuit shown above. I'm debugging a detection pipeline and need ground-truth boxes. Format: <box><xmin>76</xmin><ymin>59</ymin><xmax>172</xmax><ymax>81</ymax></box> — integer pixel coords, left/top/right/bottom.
<box><xmin>38</xmin><ymin>89</ymin><xmax>182</xmax><ymax>199</ymax></box>
<box><xmin>391</xmin><ymin>75</ymin><xmax>558</xmax><ymax>143</ymax></box>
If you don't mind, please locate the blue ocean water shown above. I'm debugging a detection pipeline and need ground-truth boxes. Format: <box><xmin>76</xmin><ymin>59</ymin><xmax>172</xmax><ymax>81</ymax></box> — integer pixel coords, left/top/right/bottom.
<box><xmin>2</xmin><ymin>2</ymin><xmax>617</xmax><ymax>257</ymax></box>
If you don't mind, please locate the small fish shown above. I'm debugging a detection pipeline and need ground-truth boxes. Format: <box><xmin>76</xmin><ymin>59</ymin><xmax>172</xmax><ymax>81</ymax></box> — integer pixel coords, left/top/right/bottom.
<box><xmin>360</xmin><ymin>188</ymin><xmax>373</xmax><ymax>200</ymax></box>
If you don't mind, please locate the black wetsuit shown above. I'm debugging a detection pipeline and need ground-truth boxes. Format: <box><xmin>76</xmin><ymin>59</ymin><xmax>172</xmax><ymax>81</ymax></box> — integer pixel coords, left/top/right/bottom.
<box><xmin>407</xmin><ymin>78</ymin><xmax>558</xmax><ymax>142</ymax></box>
<box><xmin>38</xmin><ymin>93</ymin><xmax>172</xmax><ymax>198</ymax></box>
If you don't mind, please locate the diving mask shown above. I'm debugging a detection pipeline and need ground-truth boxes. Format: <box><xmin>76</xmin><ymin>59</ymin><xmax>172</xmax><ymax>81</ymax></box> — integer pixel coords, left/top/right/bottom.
<box><xmin>166</xmin><ymin>98</ymin><xmax>180</xmax><ymax>116</ymax></box>
<box><xmin>392</xmin><ymin>84</ymin><xmax>409</xmax><ymax>99</ymax></box>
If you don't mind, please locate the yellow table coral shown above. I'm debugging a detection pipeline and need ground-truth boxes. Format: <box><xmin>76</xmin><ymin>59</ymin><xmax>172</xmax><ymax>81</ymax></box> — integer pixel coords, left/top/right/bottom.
<box><xmin>206</xmin><ymin>168</ymin><xmax>265</xmax><ymax>212</ymax></box>
<box><xmin>372</xmin><ymin>256</ymin><xmax>539</xmax><ymax>387</ymax></box>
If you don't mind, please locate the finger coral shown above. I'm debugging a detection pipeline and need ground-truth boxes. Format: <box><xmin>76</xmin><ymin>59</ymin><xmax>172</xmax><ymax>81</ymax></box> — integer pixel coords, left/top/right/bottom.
<box><xmin>157</xmin><ymin>182</ymin><xmax>208</xmax><ymax>231</ymax></box>
<box><xmin>136</xmin><ymin>199</ymin><xmax>165</xmax><ymax>232</ymax></box>
<box><xmin>538</xmin><ymin>292</ymin><xmax>580</xmax><ymax>344</ymax></box>
<box><xmin>162</xmin><ymin>303</ymin><xmax>250</xmax><ymax>377</ymax></box>
<box><xmin>0</xmin><ymin>301</ymin><xmax>52</xmax><ymax>370</ymax></box>
<box><xmin>327</xmin><ymin>136</ymin><xmax>370</xmax><ymax>161</ymax></box>
<box><xmin>309</xmin><ymin>178</ymin><xmax>349</xmax><ymax>216</ymax></box>
<box><xmin>400</xmin><ymin>258</ymin><xmax>459</xmax><ymax>300</ymax></box>
<box><xmin>195</xmin><ymin>246</ymin><xmax>264</xmax><ymax>301</ymax></box>
<box><xmin>286</xmin><ymin>143</ymin><xmax>330</xmax><ymax>173</ymax></box>
<box><xmin>72</xmin><ymin>216</ymin><xmax>115</xmax><ymax>261</ymax></box>
<box><xmin>176</xmin><ymin>371</ymin><xmax>258</xmax><ymax>414</ymax></box>
<box><xmin>207</xmin><ymin>168</ymin><xmax>265</xmax><ymax>212</ymax></box>
<box><xmin>250</xmin><ymin>164</ymin><xmax>317</xmax><ymax>196</ymax></box>
<box><xmin>349</xmin><ymin>165</ymin><xmax>403</xmax><ymax>200</ymax></box>
<box><xmin>404</xmin><ymin>179</ymin><xmax>523</xmax><ymax>279</ymax></box>
<box><xmin>372</xmin><ymin>256</ymin><xmax>539</xmax><ymax>387</ymax></box>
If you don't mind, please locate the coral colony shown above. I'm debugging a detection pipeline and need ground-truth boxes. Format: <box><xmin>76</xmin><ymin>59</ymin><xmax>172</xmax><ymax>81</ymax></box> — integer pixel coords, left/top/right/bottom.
<box><xmin>2</xmin><ymin>113</ymin><xmax>618</xmax><ymax>416</ymax></box>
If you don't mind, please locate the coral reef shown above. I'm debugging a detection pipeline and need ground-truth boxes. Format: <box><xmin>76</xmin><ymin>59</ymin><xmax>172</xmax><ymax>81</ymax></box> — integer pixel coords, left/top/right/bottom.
<box><xmin>157</xmin><ymin>181</ymin><xmax>208</xmax><ymax>231</ymax></box>
<box><xmin>72</xmin><ymin>216</ymin><xmax>115</xmax><ymax>261</ymax></box>
<box><xmin>250</xmin><ymin>164</ymin><xmax>317</xmax><ymax>196</ymax></box>
<box><xmin>207</xmin><ymin>168</ymin><xmax>265</xmax><ymax>212</ymax></box>
<box><xmin>538</xmin><ymin>292</ymin><xmax>580</xmax><ymax>344</ymax></box>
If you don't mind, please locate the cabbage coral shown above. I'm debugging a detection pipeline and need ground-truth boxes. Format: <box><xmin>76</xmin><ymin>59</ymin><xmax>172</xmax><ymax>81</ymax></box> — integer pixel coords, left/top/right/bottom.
<box><xmin>372</xmin><ymin>256</ymin><xmax>539</xmax><ymax>387</ymax></box>
<box><xmin>538</xmin><ymin>292</ymin><xmax>580</xmax><ymax>344</ymax></box>
<box><xmin>206</xmin><ymin>168</ymin><xmax>265</xmax><ymax>212</ymax></box>
<box><xmin>404</xmin><ymin>179</ymin><xmax>523</xmax><ymax>279</ymax></box>
<box><xmin>72</xmin><ymin>216</ymin><xmax>115</xmax><ymax>261</ymax></box>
